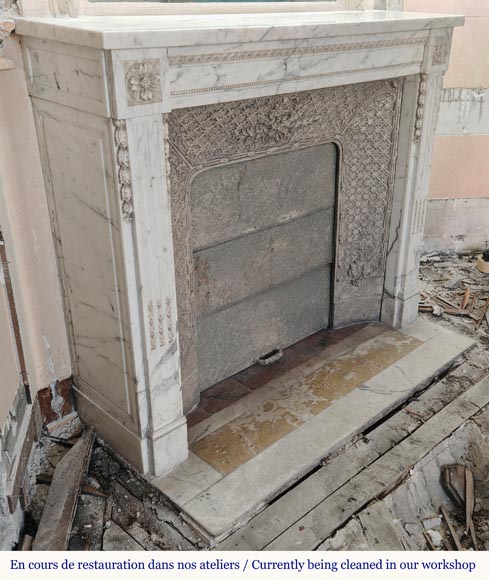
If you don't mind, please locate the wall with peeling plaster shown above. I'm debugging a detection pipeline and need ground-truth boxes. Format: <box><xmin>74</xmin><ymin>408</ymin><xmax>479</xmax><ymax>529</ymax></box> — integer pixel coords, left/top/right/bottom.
<box><xmin>0</xmin><ymin>260</ymin><xmax>21</xmax><ymax>430</ymax></box>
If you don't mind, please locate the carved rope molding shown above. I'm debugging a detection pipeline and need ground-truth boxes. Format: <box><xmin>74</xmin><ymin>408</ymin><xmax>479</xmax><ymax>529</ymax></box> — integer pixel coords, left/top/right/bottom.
<box><xmin>168</xmin><ymin>37</ymin><xmax>426</xmax><ymax>67</ymax></box>
<box><xmin>124</xmin><ymin>59</ymin><xmax>162</xmax><ymax>106</ymax></box>
<box><xmin>167</xmin><ymin>79</ymin><xmax>404</xmax><ymax>390</ymax></box>
<box><xmin>113</xmin><ymin>119</ymin><xmax>134</xmax><ymax>222</ymax></box>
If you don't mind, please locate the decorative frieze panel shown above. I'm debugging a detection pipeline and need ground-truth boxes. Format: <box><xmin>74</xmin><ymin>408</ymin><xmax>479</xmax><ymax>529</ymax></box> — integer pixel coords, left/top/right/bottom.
<box><xmin>168</xmin><ymin>37</ymin><xmax>426</xmax><ymax>67</ymax></box>
<box><xmin>167</xmin><ymin>78</ymin><xmax>403</xmax><ymax>390</ymax></box>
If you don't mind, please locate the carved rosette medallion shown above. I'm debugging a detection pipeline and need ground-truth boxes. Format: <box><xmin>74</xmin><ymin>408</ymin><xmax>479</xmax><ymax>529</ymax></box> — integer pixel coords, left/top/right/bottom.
<box><xmin>124</xmin><ymin>59</ymin><xmax>162</xmax><ymax>106</ymax></box>
<box><xmin>432</xmin><ymin>36</ymin><xmax>449</xmax><ymax>66</ymax></box>
<box><xmin>113</xmin><ymin>119</ymin><xmax>134</xmax><ymax>222</ymax></box>
<box><xmin>166</xmin><ymin>79</ymin><xmax>403</xmax><ymax>388</ymax></box>
<box><xmin>0</xmin><ymin>20</ymin><xmax>15</xmax><ymax>44</ymax></box>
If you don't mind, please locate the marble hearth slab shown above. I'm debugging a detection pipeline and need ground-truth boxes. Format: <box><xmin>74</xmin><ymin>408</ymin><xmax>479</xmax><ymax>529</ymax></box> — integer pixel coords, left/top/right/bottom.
<box><xmin>153</xmin><ymin>319</ymin><xmax>474</xmax><ymax>544</ymax></box>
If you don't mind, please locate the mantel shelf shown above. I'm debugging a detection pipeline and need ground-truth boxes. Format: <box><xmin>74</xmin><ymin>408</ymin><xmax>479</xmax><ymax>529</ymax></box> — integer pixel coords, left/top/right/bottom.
<box><xmin>15</xmin><ymin>10</ymin><xmax>463</xmax><ymax>49</ymax></box>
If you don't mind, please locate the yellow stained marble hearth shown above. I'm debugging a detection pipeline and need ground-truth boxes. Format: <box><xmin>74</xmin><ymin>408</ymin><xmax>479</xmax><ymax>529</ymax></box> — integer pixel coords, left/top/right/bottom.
<box><xmin>192</xmin><ymin>330</ymin><xmax>422</xmax><ymax>475</ymax></box>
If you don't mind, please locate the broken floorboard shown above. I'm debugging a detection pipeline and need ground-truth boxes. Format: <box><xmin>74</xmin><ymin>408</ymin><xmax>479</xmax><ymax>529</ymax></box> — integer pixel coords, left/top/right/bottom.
<box><xmin>324</xmin><ymin>407</ymin><xmax>489</xmax><ymax>551</ymax></box>
<box><xmin>266</xmin><ymin>375</ymin><xmax>489</xmax><ymax>550</ymax></box>
<box><xmin>217</xmin><ymin>374</ymin><xmax>489</xmax><ymax>551</ymax></box>
<box><xmin>33</xmin><ymin>430</ymin><xmax>94</xmax><ymax>551</ymax></box>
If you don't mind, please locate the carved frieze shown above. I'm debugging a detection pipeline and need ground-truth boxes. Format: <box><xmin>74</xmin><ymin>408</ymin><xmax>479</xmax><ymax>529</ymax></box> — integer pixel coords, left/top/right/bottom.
<box><xmin>124</xmin><ymin>59</ymin><xmax>162</xmax><ymax>106</ymax></box>
<box><xmin>113</xmin><ymin>119</ymin><xmax>134</xmax><ymax>222</ymax></box>
<box><xmin>168</xmin><ymin>37</ymin><xmax>425</xmax><ymax>67</ymax></box>
<box><xmin>167</xmin><ymin>79</ymin><xmax>403</xmax><ymax>382</ymax></box>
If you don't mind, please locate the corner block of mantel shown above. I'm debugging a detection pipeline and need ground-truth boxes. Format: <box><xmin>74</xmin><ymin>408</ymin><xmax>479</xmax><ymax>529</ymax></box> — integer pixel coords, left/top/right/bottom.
<box><xmin>108</xmin><ymin>49</ymin><xmax>171</xmax><ymax>119</ymax></box>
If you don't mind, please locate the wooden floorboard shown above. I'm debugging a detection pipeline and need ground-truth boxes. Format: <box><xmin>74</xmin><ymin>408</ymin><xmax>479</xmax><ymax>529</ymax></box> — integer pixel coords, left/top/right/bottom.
<box><xmin>264</xmin><ymin>377</ymin><xmax>488</xmax><ymax>550</ymax></box>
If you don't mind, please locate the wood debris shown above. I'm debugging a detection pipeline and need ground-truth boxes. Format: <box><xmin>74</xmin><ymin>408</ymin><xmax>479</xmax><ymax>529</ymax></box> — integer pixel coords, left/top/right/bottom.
<box><xmin>419</xmin><ymin>253</ymin><xmax>489</xmax><ymax>331</ymax></box>
<box><xmin>475</xmin><ymin>298</ymin><xmax>489</xmax><ymax>330</ymax></box>
<box><xmin>439</xmin><ymin>465</ymin><xmax>479</xmax><ymax>551</ymax></box>
<box><xmin>441</xmin><ymin>464</ymin><xmax>465</xmax><ymax>508</ymax></box>
<box><xmin>464</xmin><ymin>467</ymin><xmax>477</xmax><ymax>550</ymax></box>
<box><xmin>32</xmin><ymin>429</ymin><xmax>94</xmax><ymax>551</ymax></box>
<box><xmin>36</xmin><ymin>473</ymin><xmax>108</xmax><ymax>498</ymax></box>
<box><xmin>20</xmin><ymin>535</ymin><xmax>33</xmax><ymax>551</ymax></box>
<box><xmin>440</xmin><ymin>506</ymin><xmax>463</xmax><ymax>551</ymax></box>
<box><xmin>420</xmin><ymin>286</ymin><xmax>489</xmax><ymax>330</ymax></box>
<box><xmin>423</xmin><ymin>530</ymin><xmax>437</xmax><ymax>551</ymax></box>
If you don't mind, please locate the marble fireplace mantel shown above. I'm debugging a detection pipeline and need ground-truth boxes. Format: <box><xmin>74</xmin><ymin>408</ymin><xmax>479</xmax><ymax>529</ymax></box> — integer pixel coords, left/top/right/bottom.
<box><xmin>15</xmin><ymin>9</ymin><xmax>463</xmax><ymax>477</ymax></box>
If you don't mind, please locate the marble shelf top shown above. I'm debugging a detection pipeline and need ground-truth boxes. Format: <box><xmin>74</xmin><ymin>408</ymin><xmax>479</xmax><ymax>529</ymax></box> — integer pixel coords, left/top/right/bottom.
<box><xmin>15</xmin><ymin>10</ymin><xmax>464</xmax><ymax>50</ymax></box>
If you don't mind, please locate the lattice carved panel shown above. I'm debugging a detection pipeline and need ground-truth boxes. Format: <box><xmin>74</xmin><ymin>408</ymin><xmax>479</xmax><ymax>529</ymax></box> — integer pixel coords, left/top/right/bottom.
<box><xmin>167</xmin><ymin>79</ymin><xmax>403</xmax><ymax>393</ymax></box>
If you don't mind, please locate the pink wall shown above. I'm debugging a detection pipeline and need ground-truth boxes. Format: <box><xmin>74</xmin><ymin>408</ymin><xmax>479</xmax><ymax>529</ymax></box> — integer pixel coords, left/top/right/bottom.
<box><xmin>405</xmin><ymin>0</ymin><xmax>489</xmax><ymax>200</ymax></box>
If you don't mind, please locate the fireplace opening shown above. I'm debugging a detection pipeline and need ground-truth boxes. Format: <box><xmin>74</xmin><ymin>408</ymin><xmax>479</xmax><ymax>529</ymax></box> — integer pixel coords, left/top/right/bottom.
<box><xmin>190</xmin><ymin>143</ymin><xmax>338</xmax><ymax>393</ymax></box>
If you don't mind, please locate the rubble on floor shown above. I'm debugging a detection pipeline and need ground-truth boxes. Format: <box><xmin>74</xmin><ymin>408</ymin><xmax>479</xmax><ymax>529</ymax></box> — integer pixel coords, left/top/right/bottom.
<box><xmin>419</xmin><ymin>252</ymin><xmax>489</xmax><ymax>341</ymax></box>
<box><xmin>23</xmin><ymin>416</ymin><xmax>205</xmax><ymax>551</ymax></box>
